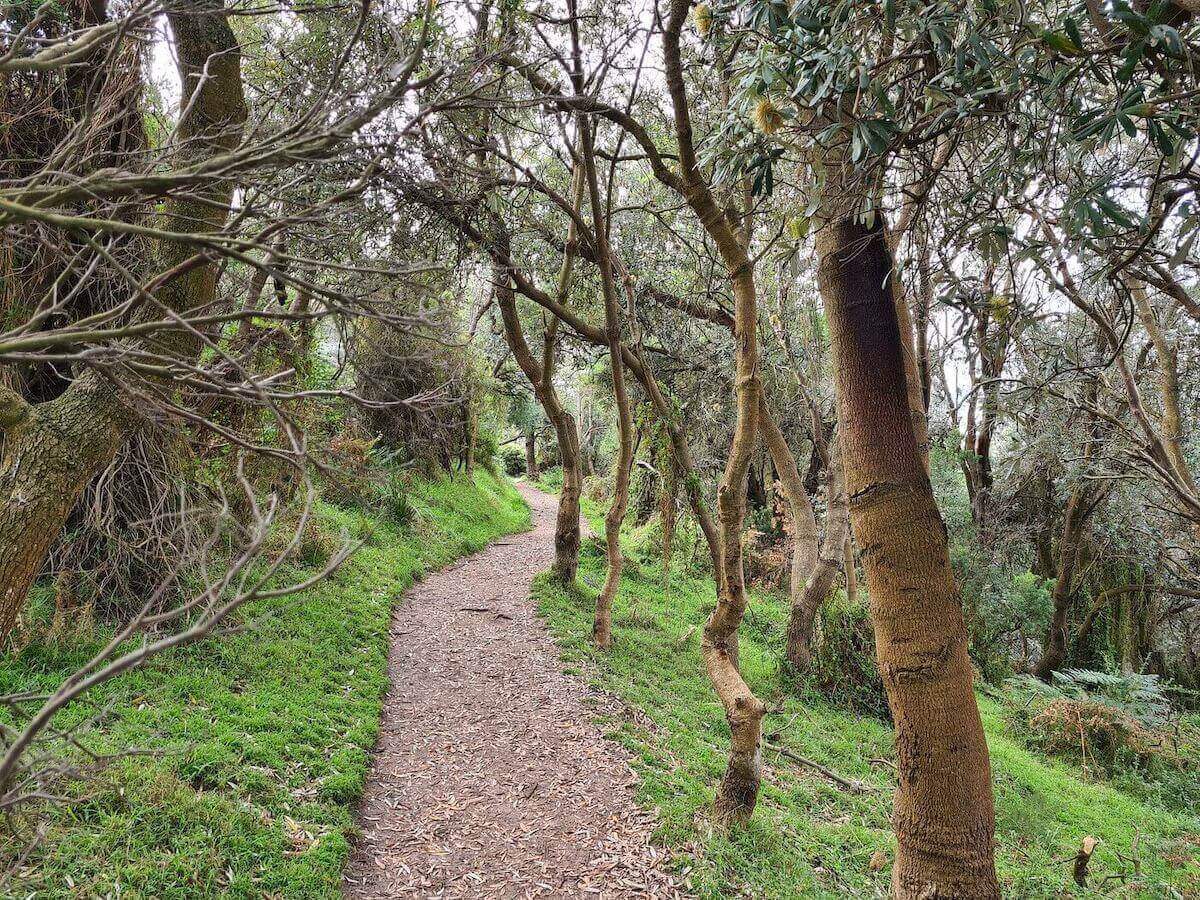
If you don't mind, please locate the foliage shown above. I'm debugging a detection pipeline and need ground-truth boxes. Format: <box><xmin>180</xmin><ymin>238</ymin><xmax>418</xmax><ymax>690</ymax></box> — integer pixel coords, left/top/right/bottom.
<box><xmin>474</xmin><ymin>428</ymin><xmax>500</xmax><ymax>475</ymax></box>
<box><xmin>353</xmin><ymin>316</ymin><xmax>476</xmax><ymax>471</ymax></box>
<box><xmin>1000</xmin><ymin>670</ymin><xmax>1198</xmax><ymax>785</ymax></box>
<box><xmin>0</xmin><ymin>471</ymin><xmax>529</xmax><ymax>897</ymax></box>
<box><xmin>500</xmin><ymin>444</ymin><xmax>526</xmax><ymax>476</ymax></box>
<box><xmin>535</xmin><ymin>467</ymin><xmax>564</xmax><ymax>494</ymax></box>
<box><xmin>807</xmin><ymin>592</ymin><xmax>889</xmax><ymax>720</ymax></box>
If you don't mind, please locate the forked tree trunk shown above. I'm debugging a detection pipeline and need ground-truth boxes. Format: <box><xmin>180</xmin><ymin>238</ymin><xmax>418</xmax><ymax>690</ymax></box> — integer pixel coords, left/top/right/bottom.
<box><xmin>816</xmin><ymin>216</ymin><xmax>999</xmax><ymax>897</ymax></box>
<box><xmin>0</xmin><ymin>2</ymin><xmax>247</xmax><ymax>642</ymax></box>
<box><xmin>1033</xmin><ymin>486</ymin><xmax>1087</xmax><ymax>680</ymax></box>
<box><xmin>785</xmin><ymin>442</ymin><xmax>850</xmax><ymax>671</ymax></box>
<box><xmin>758</xmin><ymin>400</ymin><xmax>818</xmax><ymax>603</ymax></box>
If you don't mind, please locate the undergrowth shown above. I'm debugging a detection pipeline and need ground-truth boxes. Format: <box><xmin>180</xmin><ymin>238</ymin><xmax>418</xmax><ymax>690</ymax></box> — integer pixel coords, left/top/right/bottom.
<box><xmin>533</xmin><ymin>495</ymin><xmax>1200</xmax><ymax>898</ymax></box>
<box><xmin>1</xmin><ymin>469</ymin><xmax>528</xmax><ymax>898</ymax></box>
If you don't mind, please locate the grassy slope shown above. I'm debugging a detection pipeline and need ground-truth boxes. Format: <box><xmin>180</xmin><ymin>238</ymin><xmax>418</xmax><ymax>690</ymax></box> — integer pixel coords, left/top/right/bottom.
<box><xmin>2</xmin><ymin>470</ymin><xmax>528</xmax><ymax>899</ymax></box>
<box><xmin>533</xmin><ymin>497</ymin><xmax>1200</xmax><ymax>899</ymax></box>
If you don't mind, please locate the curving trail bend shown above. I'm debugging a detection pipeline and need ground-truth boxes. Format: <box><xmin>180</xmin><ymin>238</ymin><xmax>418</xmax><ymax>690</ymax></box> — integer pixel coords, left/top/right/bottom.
<box><xmin>345</xmin><ymin>482</ymin><xmax>686</xmax><ymax>899</ymax></box>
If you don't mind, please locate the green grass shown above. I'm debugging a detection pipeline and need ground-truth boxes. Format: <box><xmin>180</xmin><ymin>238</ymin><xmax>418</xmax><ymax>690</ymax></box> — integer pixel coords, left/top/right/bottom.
<box><xmin>2</xmin><ymin>469</ymin><xmax>529</xmax><ymax>899</ymax></box>
<box><xmin>532</xmin><ymin>499</ymin><xmax>1200</xmax><ymax>899</ymax></box>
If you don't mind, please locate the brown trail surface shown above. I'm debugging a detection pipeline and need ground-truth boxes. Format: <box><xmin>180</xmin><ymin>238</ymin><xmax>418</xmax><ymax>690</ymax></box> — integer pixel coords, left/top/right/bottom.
<box><xmin>345</xmin><ymin>482</ymin><xmax>686</xmax><ymax>899</ymax></box>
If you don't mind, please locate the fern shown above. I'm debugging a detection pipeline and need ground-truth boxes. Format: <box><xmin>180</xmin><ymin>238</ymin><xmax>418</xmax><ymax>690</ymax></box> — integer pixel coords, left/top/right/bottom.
<box><xmin>1005</xmin><ymin>669</ymin><xmax>1174</xmax><ymax>728</ymax></box>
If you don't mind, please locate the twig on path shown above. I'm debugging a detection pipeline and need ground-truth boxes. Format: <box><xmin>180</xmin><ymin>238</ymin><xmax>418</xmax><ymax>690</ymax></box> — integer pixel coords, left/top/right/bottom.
<box><xmin>765</xmin><ymin>740</ymin><xmax>870</xmax><ymax>794</ymax></box>
<box><xmin>459</xmin><ymin>606</ymin><xmax>513</xmax><ymax>621</ymax></box>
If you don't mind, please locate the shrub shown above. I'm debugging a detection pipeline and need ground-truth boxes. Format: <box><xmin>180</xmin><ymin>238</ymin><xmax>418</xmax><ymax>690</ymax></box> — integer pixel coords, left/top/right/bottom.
<box><xmin>740</xmin><ymin>528</ymin><xmax>789</xmax><ymax>592</ymax></box>
<box><xmin>322</xmin><ymin>429</ymin><xmax>380</xmax><ymax>507</ymax></box>
<box><xmin>809</xmin><ymin>591</ymin><xmax>890</xmax><ymax>719</ymax></box>
<box><xmin>538</xmin><ymin>467</ymin><xmax>564</xmax><ymax>492</ymax></box>
<box><xmin>1002</xmin><ymin>669</ymin><xmax>1196</xmax><ymax>779</ymax></box>
<box><xmin>584</xmin><ymin>473</ymin><xmax>611</xmax><ymax>503</ymax></box>
<box><xmin>44</xmin><ymin>426</ymin><xmax>210</xmax><ymax>626</ymax></box>
<box><xmin>501</xmin><ymin>445</ymin><xmax>526</xmax><ymax>476</ymax></box>
<box><xmin>261</xmin><ymin>514</ymin><xmax>343</xmax><ymax>567</ymax></box>
<box><xmin>353</xmin><ymin>317</ymin><xmax>473</xmax><ymax>469</ymax></box>
<box><xmin>378</xmin><ymin>478</ymin><xmax>418</xmax><ymax>528</ymax></box>
<box><xmin>475</xmin><ymin>429</ymin><xmax>499</xmax><ymax>474</ymax></box>
<box><xmin>1027</xmin><ymin>698</ymin><xmax>1158</xmax><ymax>773</ymax></box>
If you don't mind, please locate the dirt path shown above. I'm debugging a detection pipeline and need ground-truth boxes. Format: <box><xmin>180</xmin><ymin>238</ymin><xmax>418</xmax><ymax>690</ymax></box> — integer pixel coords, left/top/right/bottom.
<box><xmin>345</xmin><ymin>482</ymin><xmax>686</xmax><ymax>899</ymax></box>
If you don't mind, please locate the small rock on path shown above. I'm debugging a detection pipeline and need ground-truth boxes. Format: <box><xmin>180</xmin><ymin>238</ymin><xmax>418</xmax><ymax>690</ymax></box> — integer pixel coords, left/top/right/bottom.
<box><xmin>344</xmin><ymin>482</ymin><xmax>687</xmax><ymax>899</ymax></box>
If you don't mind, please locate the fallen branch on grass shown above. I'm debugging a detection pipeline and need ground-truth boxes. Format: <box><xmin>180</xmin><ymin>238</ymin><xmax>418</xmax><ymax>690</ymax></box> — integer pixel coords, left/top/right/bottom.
<box><xmin>765</xmin><ymin>741</ymin><xmax>870</xmax><ymax>794</ymax></box>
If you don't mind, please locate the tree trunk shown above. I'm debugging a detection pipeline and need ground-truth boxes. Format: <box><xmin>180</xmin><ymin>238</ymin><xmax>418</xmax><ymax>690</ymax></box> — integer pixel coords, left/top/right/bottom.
<box><xmin>0</xmin><ymin>376</ymin><xmax>127</xmax><ymax>639</ymax></box>
<box><xmin>552</xmin><ymin>423</ymin><xmax>582</xmax><ymax>583</ymax></box>
<box><xmin>0</xmin><ymin>2</ymin><xmax>246</xmax><ymax>642</ymax></box>
<box><xmin>494</xmin><ymin>264</ymin><xmax>580</xmax><ymax>584</ymax></box>
<box><xmin>575</xmin><ymin>96</ymin><xmax>633</xmax><ymax>649</ymax></box>
<box><xmin>1029</xmin><ymin>380</ymin><xmax>1111</xmax><ymax>684</ymax></box>
<box><xmin>816</xmin><ymin>216</ymin><xmax>998</xmax><ymax>897</ymax></box>
<box><xmin>755</xmin><ymin>400</ymin><xmax>825</xmax><ymax>669</ymax></box>
<box><xmin>525</xmin><ymin>430</ymin><xmax>539</xmax><ymax>479</ymax></box>
<box><xmin>843</xmin><ymin>531</ymin><xmax>857</xmax><ymax>606</ymax></box>
<box><xmin>785</xmin><ymin>443</ymin><xmax>850</xmax><ymax>671</ymax></box>
<box><xmin>1033</xmin><ymin>486</ymin><xmax>1089</xmax><ymax>680</ymax></box>
<box><xmin>704</xmin><ymin>261</ymin><xmax>765</xmax><ymax>826</ymax></box>
<box><xmin>661</xmin><ymin>0</ymin><xmax>765</xmax><ymax>825</ymax></box>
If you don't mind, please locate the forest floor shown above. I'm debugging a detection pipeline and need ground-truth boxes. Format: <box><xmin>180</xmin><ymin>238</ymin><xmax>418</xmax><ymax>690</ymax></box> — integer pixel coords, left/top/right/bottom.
<box><xmin>344</xmin><ymin>482</ymin><xmax>685</xmax><ymax>898</ymax></box>
<box><xmin>1</xmin><ymin>470</ymin><xmax>531</xmax><ymax>898</ymax></box>
<box><xmin>531</xmin><ymin>488</ymin><xmax>1200</xmax><ymax>898</ymax></box>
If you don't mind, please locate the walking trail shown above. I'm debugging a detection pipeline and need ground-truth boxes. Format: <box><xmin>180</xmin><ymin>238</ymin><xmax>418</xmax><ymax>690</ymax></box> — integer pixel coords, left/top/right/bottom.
<box><xmin>345</xmin><ymin>482</ymin><xmax>687</xmax><ymax>899</ymax></box>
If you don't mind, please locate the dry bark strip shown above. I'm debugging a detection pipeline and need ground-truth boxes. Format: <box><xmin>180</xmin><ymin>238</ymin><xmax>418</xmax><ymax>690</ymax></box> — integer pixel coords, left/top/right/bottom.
<box><xmin>345</xmin><ymin>482</ymin><xmax>687</xmax><ymax>899</ymax></box>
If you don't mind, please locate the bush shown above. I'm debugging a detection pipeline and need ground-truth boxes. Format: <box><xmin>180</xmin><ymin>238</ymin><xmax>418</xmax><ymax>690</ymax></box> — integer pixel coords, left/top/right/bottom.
<box><xmin>1027</xmin><ymin>698</ymin><xmax>1158</xmax><ymax>772</ymax></box>
<box><xmin>1001</xmin><ymin>669</ymin><xmax>1197</xmax><ymax>779</ymax></box>
<box><xmin>741</xmin><ymin>529</ymin><xmax>789</xmax><ymax>592</ymax></box>
<box><xmin>475</xmin><ymin>429</ymin><xmax>499</xmax><ymax>474</ymax></box>
<box><xmin>537</xmin><ymin>467</ymin><xmax>563</xmax><ymax>492</ymax></box>
<box><xmin>322</xmin><ymin>429</ymin><xmax>380</xmax><ymax>507</ymax></box>
<box><xmin>261</xmin><ymin>514</ymin><xmax>343</xmax><ymax>567</ymax></box>
<box><xmin>45</xmin><ymin>426</ymin><xmax>210</xmax><ymax>626</ymax></box>
<box><xmin>377</xmin><ymin>477</ymin><xmax>418</xmax><ymax>528</ymax></box>
<box><xmin>500</xmin><ymin>445</ymin><xmax>526</xmax><ymax>476</ymax></box>
<box><xmin>353</xmin><ymin>318</ymin><xmax>473</xmax><ymax>469</ymax></box>
<box><xmin>809</xmin><ymin>592</ymin><xmax>890</xmax><ymax>719</ymax></box>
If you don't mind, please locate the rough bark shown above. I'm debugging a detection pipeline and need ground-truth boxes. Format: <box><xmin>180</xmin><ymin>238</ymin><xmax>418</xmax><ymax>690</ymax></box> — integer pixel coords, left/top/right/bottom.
<box><xmin>0</xmin><ymin>1</ymin><xmax>247</xmax><ymax>641</ymax></box>
<box><xmin>816</xmin><ymin>216</ymin><xmax>999</xmax><ymax>897</ymax></box>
